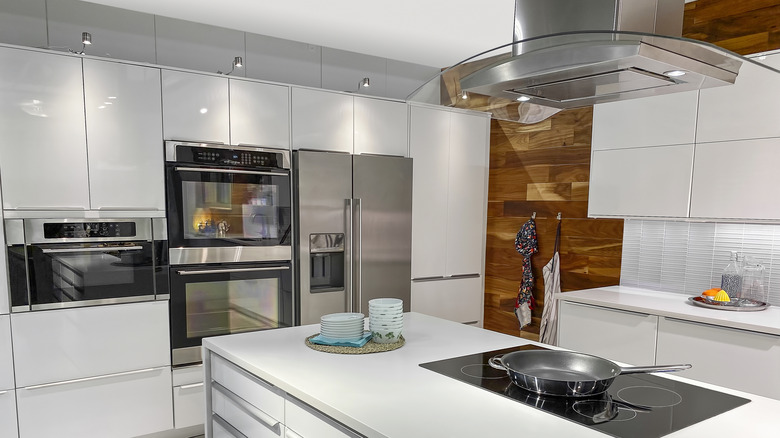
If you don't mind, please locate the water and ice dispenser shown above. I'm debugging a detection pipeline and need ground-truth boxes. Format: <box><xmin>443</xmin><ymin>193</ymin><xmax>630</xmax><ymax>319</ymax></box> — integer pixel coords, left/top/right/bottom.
<box><xmin>309</xmin><ymin>233</ymin><xmax>345</xmax><ymax>292</ymax></box>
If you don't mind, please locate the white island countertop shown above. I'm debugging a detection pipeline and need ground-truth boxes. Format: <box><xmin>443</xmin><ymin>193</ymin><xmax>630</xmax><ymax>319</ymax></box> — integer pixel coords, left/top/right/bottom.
<box><xmin>203</xmin><ymin>312</ymin><xmax>780</xmax><ymax>438</ymax></box>
<box><xmin>556</xmin><ymin>285</ymin><xmax>780</xmax><ymax>336</ymax></box>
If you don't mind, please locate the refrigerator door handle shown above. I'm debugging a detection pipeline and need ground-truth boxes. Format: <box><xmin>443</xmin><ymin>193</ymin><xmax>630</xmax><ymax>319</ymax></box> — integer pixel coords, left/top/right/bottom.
<box><xmin>354</xmin><ymin>198</ymin><xmax>363</xmax><ymax>313</ymax></box>
<box><xmin>345</xmin><ymin>198</ymin><xmax>354</xmax><ymax>313</ymax></box>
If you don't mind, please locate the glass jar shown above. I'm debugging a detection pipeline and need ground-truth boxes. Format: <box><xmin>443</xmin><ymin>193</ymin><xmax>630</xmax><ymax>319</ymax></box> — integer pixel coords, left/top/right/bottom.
<box><xmin>740</xmin><ymin>256</ymin><xmax>767</xmax><ymax>303</ymax></box>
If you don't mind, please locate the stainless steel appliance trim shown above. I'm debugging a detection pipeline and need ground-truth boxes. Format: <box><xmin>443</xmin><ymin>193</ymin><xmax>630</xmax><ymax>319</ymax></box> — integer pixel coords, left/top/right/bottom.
<box><xmin>24</xmin><ymin>217</ymin><xmax>153</xmax><ymax>244</ymax></box>
<box><xmin>169</xmin><ymin>246</ymin><xmax>292</xmax><ymax>265</ymax></box>
<box><xmin>310</xmin><ymin>247</ymin><xmax>344</xmax><ymax>254</ymax></box>
<box><xmin>24</xmin><ymin>368</ymin><xmax>160</xmax><ymax>390</ymax></box>
<box><xmin>4</xmin><ymin>219</ymin><xmax>24</xmax><ymax>245</ymax></box>
<box><xmin>41</xmin><ymin>245</ymin><xmax>145</xmax><ymax>254</ymax></box>
<box><xmin>354</xmin><ymin>198</ymin><xmax>363</xmax><ymax>313</ymax></box>
<box><xmin>179</xmin><ymin>382</ymin><xmax>204</xmax><ymax>390</ymax></box>
<box><xmin>165</xmin><ymin>140</ymin><xmax>225</xmax><ymax>161</ymax></box>
<box><xmin>176</xmin><ymin>266</ymin><xmax>290</xmax><ymax>276</ymax></box>
<box><xmin>152</xmin><ymin>217</ymin><xmax>168</xmax><ymax>240</ymax></box>
<box><xmin>30</xmin><ymin>295</ymin><xmax>156</xmax><ymax>311</ymax></box>
<box><xmin>411</xmin><ymin>276</ymin><xmax>446</xmax><ymax>282</ymax></box>
<box><xmin>446</xmin><ymin>273</ymin><xmax>482</xmax><ymax>279</ymax></box>
<box><xmin>345</xmin><ymin>198</ymin><xmax>353</xmax><ymax>313</ymax></box>
<box><xmin>166</xmin><ymin>141</ymin><xmax>291</xmax><ymax>169</ymax></box>
<box><xmin>212</xmin><ymin>381</ymin><xmax>282</xmax><ymax>433</ymax></box>
<box><xmin>174</xmin><ymin>346</ymin><xmax>202</xmax><ymax>367</ymax></box>
<box><xmin>156</xmin><ymin>294</ymin><xmax>170</xmax><ymax>300</ymax></box>
<box><xmin>11</xmin><ymin>306</ymin><xmax>29</xmax><ymax>313</ymax></box>
<box><xmin>212</xmin><ymin>413</ymin><xmax>249</xmax><ymax>438</ymax></box>
<box><xmin>174</xmin><ymin>166</ymin><xmax>288</xmax><ymax>177</ymax></box>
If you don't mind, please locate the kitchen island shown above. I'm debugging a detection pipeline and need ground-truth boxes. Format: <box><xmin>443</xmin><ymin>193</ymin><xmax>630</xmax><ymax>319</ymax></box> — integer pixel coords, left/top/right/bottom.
<box><xmin>202</xmin><ymin>312</ymin><xmax>780</xmax><ymax>438</ymax></box>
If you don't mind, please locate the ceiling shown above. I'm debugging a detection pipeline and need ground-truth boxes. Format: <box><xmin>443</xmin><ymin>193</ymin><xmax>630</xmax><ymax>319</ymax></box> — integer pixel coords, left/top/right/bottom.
<box><xmin>82</xmin><ymin>0</ymin><xmax>517</xmax><ymax>68</ymax></box>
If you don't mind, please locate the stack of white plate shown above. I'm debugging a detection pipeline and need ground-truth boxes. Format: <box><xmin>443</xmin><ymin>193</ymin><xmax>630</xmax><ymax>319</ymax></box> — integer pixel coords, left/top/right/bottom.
<box><xmin>320</xmin><ymin>312</ymin><xmax>365</xmax><ymax>341</ymax></box>
<box><xmin>368</xmin><ymin>298</ymin><xmax>403</xmax><ymax>344</ymax></box>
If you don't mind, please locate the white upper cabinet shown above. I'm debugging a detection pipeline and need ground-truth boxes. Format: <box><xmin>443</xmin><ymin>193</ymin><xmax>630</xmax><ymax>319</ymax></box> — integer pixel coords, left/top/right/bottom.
<box><xmin>445</xmin><ymin>111</ymin><xmax>489</xmax><ymax>276</ymax></box>
<box><xmin>83</xmin><ymin>59</ymin><xmax>165</xmax><ymax>211</ymax></box>
<box><xmin>409</xmin><ymin>106</ymin><xmax>450</xmax><ymax>279</ymax></box>
<box><xmin>697</xmin><ymin>53</ymin><xmax>780</xmax><ymax>143</ymax></box>
<box><xmin>588</xmin><ymin>144</ymin><xmax>694</xmax><ymax>217</ymax></box>
<box><xmin>690</xmin><ymin>138</ymin><xmax>780</xmax><ymax>220</ymax></box>
<box><xmin>354</xmin><ymin>97</ymin><xmax>408</xmax><ymax>157</ymax></box>
<box><xmin>291</xmin><ymin>88</ymin><xmax>354</xmax><ymax>153</ymax></box>
<box><xmin>0</xmin><ymin>47</ymin><xmax>89</xmax><ymax>210</ymax></box>
<box><xmin>592</xmin><ymin>91</ymin><xmax>699</xmax><ymax>150</ymax></box>
<box><xmin>162</xmin><ymin>70</ymin><xmax>230</xmax><ymax>144</ymax></box>
<box><xmin>229</xmin><ymin>79</ymin><xmax>290</xmax><ymax>149</ymax></box>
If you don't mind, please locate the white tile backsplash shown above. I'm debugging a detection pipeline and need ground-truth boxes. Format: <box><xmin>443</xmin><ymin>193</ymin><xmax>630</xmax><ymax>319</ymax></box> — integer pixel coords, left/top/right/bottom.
<box><xmin>620</xmin><ymin>219</ymin><xmax>780</xmax><ymax>305</ymax></box>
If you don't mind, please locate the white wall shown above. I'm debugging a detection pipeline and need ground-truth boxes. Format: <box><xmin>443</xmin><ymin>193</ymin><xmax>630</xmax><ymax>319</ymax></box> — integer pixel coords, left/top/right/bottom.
<box><xmin>621</xmin><ymin>219</ymin><xmax>780</xmax><ymax>305</ymax></box>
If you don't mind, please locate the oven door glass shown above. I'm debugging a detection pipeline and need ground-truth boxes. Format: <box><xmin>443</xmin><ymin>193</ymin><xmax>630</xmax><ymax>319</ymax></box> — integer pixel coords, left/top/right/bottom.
<box><xmin>167</xmin><ymin>166</ymin><xmax>292</xmax><ymax>248</ymax></box>
<box><xmin>169</xmin><ymin>262</ymin><xmax>292</xmax><ymax>365</ymax></box>
<box><xmin>26</xmin><ymin>242</ymin><xmax>156</xmax><ymax>310</ymax></box>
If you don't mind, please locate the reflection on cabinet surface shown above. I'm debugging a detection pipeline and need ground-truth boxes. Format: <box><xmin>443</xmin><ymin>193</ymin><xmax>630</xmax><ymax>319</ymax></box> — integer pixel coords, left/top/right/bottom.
<box><xmin>162</xmin><ymin>70</ymin><xmax>230</xmax><ymax>144</ymax></box>
<box><xmin>0</xmin><ymin>46</ymin><xmax>89</xmax><ymax>210</ymax></box>
<box><xmin>291</xmin><ymin>88</ymin><xmax>354</xmax><ymax>153</ymax></box>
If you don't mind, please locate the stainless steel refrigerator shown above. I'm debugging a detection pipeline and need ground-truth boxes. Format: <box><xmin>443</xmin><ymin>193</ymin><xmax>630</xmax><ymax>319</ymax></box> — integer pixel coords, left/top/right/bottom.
<box><xmin>293</xmin><ymin>150</ymin><xmax>412</xmax><ymax>325</ymax></box>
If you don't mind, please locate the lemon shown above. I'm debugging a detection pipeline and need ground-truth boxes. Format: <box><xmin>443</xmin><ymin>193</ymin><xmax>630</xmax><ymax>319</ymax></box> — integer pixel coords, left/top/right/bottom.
<box><xmin>714</xmin><ymin>290</ymin><xmax>730</xmax><ymax>302</ymax></box>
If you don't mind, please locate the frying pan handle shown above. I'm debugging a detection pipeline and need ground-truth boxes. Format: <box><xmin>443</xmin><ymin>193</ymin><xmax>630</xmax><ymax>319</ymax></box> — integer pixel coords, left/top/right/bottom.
<box><xmin>620</xmin><ymin>364</ymin><xmax>692</xmax><ymax>374</ymax></box>
<box><xmin>488</xmin><ymin>355</ymin><xmax>507</xmax><ymax>371</ymax></box>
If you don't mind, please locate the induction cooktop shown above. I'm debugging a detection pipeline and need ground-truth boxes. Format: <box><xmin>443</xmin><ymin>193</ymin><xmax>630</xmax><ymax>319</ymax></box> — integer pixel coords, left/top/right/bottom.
<box><xmin>419</xmin><ymin>345</ymin><xmax>749</xmax><ymax>438</ymax></box>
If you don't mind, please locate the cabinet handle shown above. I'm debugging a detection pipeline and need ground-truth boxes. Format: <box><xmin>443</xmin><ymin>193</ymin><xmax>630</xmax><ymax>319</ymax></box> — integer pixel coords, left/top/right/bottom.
<box><xmin>177</xmin><ymin>266</ymin><xmax>289</xmax><ymax>275</ymax></box>
<box><xmin>24</xmin><ymin>368</ymin><xmax>159</xmax><ymax>390</ymax></box>
<box><xmin>212</xmin><ymin>381</ymin><xmax>281</xmax><ymax>434</ymax></box>
<box><xmin>0</xmin><ymin>390</ymin><xmax>7</xmax><ymax>395</ymax></box>
<box><xmin>175</xmin><ymin>166</ymin><xmax>288</xmax><ymax>177</ymax></box>
<box><xmin>285</xmin><ymin>429</ymin><xmax>304</xmax><ymax>438</ymax></box>
<box><xmin>212</xmin><ymin>413</ymin><xmax>250</xmax><ymax>438</ymax></box>
<box><xmin>179</xmin><ymin>382</ymin><xmax>204</xmax><ymax>390</ymax></box>
<box><xmin>446</xmin><ymin>273</ymin><xmax>481</xmax><ymax>279</ymax></box>
<box><xmin>12</xmin><ymin>206</ymin><xmax>87</xmax><ymax>210</ymax></box>
<box><xmin>411</xmin><ymin>276</ymin><xmax>445</xmax><ymax>282</ymax></box>
<box><xmin>42</xmin><ymin>246</ymin><xmax>145</xmax><ymax>254</ymax></box>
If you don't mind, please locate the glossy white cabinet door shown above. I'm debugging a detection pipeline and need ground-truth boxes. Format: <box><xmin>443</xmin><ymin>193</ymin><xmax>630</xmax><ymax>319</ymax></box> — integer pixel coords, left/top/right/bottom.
<box><xmin>0</xmin><ymin>47</ymin><xmax>89</xmax><ymax>210</ymax></box>
<box><xmin>84</xmin><ymin>59</ymin><xmax>165</xmax><ymax>211</ymax></box>
<box><xmin>411</xmin><ymin>277</ymin><xmax>483</xmax><ymax>325</ymax></box>
<box><xmin>592</xmin><ymin>91</ymin><xmax>699</xmax><ymax>150</ymax></box>
<box><xmin>656</xmin><ymin>317</ymin><xmax>780</xmax><ymax>400</ymax></box>
<box><xmin>557</xmin><ymin>301</ymin><xmax>658</xmax><ymax>364</ymax></box>
<box><xmin>291</xmin><ymin>88</ymin><xmax>353</xmax><ymax>153</ymax></box>
<box><xmin>0</xmin><ymin>390</ymin><xmax>17</xmax><ymax>438</ymax></box>
<box><xmin>174</xmin><ymin>383</ymin><xmax>205</xmax><ymax>429</ymax></box>
<box><xmin>445</xmin><ymin>112</ymin><xmax>490</xmax><ymax>276</ymax></box>
<box><xmin>11</xmin><ymin>301</ymin><xmax>170</xmax><ymax>387</ymax></box>
<box><xmin>0</xmin><ymin>316</ymin><xmax>13</xmax><ymax>390</ymax></box>
<box><xmin>697</xmin><ymin>53</ymin><xmax>780</xmax><ymax>143</ymax></box>
<box><xmin>229</xmin><ymin>79</ymin><xmax>290</xmax><ymax>149</ymax></box>
<box><xmin>0</xmin><ymin>203</ymin><xmax>8</xmax><ymax>315</ymax></box>
<box><xmin>409</xmin><ymin>106</ymin><xmax>450</xmax><ymax>279</ymax></box>
<box><xmin>354</xmin><ymin>97</ymin><xmax>408</xmax><ymax>157</ymax></box>
<box><xmin>285</xmin><ymin>398</ymin><xmax>361</xmax><ymax>438</ymax></box>
<box><xmin>588</xmin><ymin>144</ymin><xmax>694</xmax><ymax>217</ymax></box>
<box><xmin>16</xmin><ymin>366</ymin><xmax>173</xmax><ymax>438</ymax></box>
<box><xmin>690</xmin><ymin>138</ymin><xmax>780</xmax><ymax>220</ymax></box>
<box><xmin>162</xmin><ymin>70</ymin><xmax>230</xmax><ymax>143</ymax></box>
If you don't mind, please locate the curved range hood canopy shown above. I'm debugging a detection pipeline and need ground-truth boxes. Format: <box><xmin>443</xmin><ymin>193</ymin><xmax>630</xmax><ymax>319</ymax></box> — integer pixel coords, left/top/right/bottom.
<box><xmin>407</xmin><ymin>0</ymin><xmax>778</xmax><ymax>124</ymax></box>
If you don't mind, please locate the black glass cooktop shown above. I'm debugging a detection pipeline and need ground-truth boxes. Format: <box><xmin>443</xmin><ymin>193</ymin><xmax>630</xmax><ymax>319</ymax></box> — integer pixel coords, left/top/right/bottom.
<box><xmin>420</xmin><ymin>345</ymin><xmax>749</xmax><ymax>438</ymax></box>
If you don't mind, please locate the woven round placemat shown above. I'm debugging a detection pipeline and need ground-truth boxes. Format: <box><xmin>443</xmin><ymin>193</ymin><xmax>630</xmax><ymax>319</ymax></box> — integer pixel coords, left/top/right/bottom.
<box><xmin>305</xmin><ymin>334</ymin><xmax>405</xmax><ymax>354</ymax></box>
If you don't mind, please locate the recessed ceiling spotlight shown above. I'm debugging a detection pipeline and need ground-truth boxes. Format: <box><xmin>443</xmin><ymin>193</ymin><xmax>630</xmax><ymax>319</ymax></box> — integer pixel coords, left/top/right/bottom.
<box><xmin>82</xmin><ymin>32</ymin><xmax>92</xmax><ymax>45</ymax></box>
<box><xmin>664</xmin><ymin>70</ymin><xmax>687</xmax><ymax>77</ymax></box>
<box><xmin>360</xmin><ymin>77</ymin><xmax>370</xmax><ymax>88</ymax></box>
<box><xmin>516</xmin><ymin>95</ymin><xmax>531</xmax><ymax>102</ymax></box>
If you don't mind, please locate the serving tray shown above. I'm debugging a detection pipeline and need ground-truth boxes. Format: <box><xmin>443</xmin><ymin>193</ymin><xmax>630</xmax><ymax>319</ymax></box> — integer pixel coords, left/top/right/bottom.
<box><xmin>688</xmin><ymin>296</ymin><xmax>770</xmax><ymax>312</ymax></box>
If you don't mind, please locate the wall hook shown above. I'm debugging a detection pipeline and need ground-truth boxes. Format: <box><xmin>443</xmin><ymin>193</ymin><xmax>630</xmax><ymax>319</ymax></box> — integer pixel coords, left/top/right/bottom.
<box><xmin>531</xmin><ymin>212</ymin><xmax>536</xmax><ymax>220</ymax></box>
<box><xmin>556</xmin><ymin>212</ymin><xmax>562</xmax><ymax>220</ymax></box>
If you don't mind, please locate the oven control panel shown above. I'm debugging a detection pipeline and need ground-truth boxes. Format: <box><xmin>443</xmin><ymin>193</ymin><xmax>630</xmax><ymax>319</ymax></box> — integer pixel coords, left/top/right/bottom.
<box><xmin>43</xmin><ymin>222</ymin><xmax>137</xmax><ymax>239</ymax></box>
<box><xmin>180</xmin><ymin>145</ymin><xmax>283</xmax><ymax>168</ymax></box>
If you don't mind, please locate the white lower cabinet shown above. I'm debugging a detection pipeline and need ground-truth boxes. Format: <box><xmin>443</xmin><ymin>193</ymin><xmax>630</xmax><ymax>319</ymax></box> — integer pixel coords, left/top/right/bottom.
<box><xmin>16</xmin><ymin>366</ymin><xmax>173</xmax><ymax>438</ymax></box>
<box><xmin>173</xmin><ymin>365</ymin><xmax>205</xmax><ymax>429</ymax></box>
<box><xmin>557</xmin><ymin>301</ymin><xmax>658</xmax><ymax>365</ymax></box>
<box><xmin>0</xmin><ymin>315</ymin><xmax>13</xmax><ymax>390</ymax></box>
<box><xmin>285</xmin><ymin>398</ymin><xmax>360</xmax><ymax>438</ymax></box>
<box><xmin>0</xmin><ymin>389</ymin><xmax>17</xmax><ymax>438</ymax></box>
<box><xmin>656</xmin><ymin>317</ymin><xmax>780</xmax><ymax>400</ymax></box>
<box><xmin>411</xmin><ymin>277</ymin><xmax>483</xmax><ymax>325</ymax></box>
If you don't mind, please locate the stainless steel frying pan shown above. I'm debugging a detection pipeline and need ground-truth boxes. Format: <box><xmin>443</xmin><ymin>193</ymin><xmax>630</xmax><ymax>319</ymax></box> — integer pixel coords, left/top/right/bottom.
<box><xmin>489</xmin><ymin>350</ymin><xmax>691</xmax><ymax>397</ymax></box>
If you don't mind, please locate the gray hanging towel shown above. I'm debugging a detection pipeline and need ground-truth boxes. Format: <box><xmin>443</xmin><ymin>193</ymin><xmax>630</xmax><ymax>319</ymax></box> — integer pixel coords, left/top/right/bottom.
<box><xmin>540</xmin><ymin>220</ymin><xmax>562</xmax><ymax>345</ymax></box>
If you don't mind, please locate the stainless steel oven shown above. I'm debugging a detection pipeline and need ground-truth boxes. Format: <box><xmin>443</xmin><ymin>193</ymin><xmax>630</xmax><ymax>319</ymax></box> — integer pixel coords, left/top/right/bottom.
<box><xmin>165</xmin><ymin>141</ymin><xmax>292</xmax><ymax>265</ymax></box>
<box><xmin>169</xmin><ymin>262</ymin><xmax>292</xmax><ymax>366</ymax></box>
<box><xmin>5</xmin><ymin>218</ymin><xmax>168</xmax><ymax>312</ymax></box>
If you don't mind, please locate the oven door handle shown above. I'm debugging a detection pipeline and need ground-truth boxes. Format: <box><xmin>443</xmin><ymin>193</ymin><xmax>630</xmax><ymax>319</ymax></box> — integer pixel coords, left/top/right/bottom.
<box><xmin>42</xmin><ymin>246</ymin><xmax>145</xmax><ymax>254</ymax></box>
<box><xmin>174</xmin><ymin>166</ymin><xmax>288</xmax><ymax>177</ymax></box>
<box><xmin>176</xmin><ymin>266</ymin><xmax>290</xmax><ymax>276</ymax></box>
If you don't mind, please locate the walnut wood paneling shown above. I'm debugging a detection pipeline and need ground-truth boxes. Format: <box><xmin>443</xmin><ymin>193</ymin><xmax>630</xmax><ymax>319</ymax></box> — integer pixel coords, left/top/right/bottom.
<box><xmin>483</xmin><ymin>0</ymin><xmax>780</xmax><ymax>341</ymax></box>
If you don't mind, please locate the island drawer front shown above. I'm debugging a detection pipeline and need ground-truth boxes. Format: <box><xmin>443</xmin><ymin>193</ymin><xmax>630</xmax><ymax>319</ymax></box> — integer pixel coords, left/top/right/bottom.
<box><xmin>212</xmin><ymin>385</ymin><xmax>282</xmax><ymax>438</ymax></box>
<box><xmin>285</xmin><ymin>397</ymin><xmax>363</xmax><ymax>438</ymax></box>
<box><xmin>211</xmin><ymin>354</ymin><xmax>285</xmax><ymax>421</ymax></box>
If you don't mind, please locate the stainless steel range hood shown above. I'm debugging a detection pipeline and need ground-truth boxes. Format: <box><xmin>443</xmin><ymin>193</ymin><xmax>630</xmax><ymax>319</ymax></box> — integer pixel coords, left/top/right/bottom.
<box><xmin>407</xmin><ymin>0</ymin><xmax>755</xmax><ymax>124</ymax></box>
<box><xmin>460</xmin><ymin>0</ymin><xmax>740</xmax><ymax>111</ymax></box>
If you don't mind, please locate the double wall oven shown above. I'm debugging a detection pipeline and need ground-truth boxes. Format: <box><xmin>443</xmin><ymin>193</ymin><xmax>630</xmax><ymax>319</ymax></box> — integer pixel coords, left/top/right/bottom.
<box><xmin>165</xmin><ymin>141</ymin><xmax>293</xmax><ymax>366</ymax></box>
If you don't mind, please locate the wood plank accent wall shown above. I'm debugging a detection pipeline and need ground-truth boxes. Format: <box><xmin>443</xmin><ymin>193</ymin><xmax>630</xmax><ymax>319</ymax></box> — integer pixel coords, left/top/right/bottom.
<box><xmin>481</xmin><ymin>0</ymin><xmax>780</xmax><ymax>341</ymax></box>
